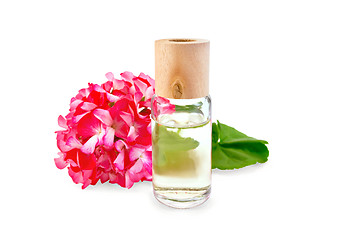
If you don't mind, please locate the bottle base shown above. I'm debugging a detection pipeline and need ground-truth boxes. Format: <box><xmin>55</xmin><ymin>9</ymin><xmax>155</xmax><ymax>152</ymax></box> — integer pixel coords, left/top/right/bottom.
<box><xmin>153</xmin><ymin>186</ymin><xmax>211</xmax><ymax>209</ymax></box>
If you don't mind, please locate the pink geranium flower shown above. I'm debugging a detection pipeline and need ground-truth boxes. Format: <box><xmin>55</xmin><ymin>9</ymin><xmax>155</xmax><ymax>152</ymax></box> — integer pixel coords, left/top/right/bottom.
<box><xmin>55</xmin><ymin>72</ymin><xmax>155</xmax><ymax>189</ymax></box>
<box><xmin>151</xmin><ymin>96</ymin><xmax>176</xmax><ymax>119</ymax></box>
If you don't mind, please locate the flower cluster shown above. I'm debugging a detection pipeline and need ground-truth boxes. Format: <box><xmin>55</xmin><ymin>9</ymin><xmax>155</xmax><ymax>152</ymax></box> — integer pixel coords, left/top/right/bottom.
<box><xmin>55</xmin><ymin>72</ymin><xmax>155</xmax><ymax>189</ymax></box>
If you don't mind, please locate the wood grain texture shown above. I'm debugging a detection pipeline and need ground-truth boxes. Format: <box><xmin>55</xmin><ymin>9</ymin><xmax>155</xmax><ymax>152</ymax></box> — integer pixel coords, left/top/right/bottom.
<box><xmin>155</xmin><ymin>39</ymin><xmax>210</xmax><ymax>99</ymax></box>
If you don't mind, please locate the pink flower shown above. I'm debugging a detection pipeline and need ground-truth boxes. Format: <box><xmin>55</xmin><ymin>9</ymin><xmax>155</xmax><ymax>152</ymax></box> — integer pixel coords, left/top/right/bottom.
<box><xmin>151</xmin><ymin>96</ymin><xmax>176</xmax><ymax>119</ymax></box>
<box><xmin>55</xmin><ymin>72</ymin><xmax>155</xmax><ymax>189</ymax></box>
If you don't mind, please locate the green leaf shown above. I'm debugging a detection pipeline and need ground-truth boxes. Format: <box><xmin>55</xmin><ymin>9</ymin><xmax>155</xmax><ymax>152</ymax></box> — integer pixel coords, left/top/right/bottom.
<box><xmin>175</xmin><ymin>102</ymin><xmax>203</xmax><ymax>114</ymax></box>
<box><xmin>152</xmin><ymin>124</ymin><xmax>199</xmax><ymax>176</ymax></box>
<box><xmin>154</xmin><ymin>124</ymin><xmax>199</xmax><ymax>152</ymax></box>
<box><xmin>212</xmin><ymin>121</ymin><xmax>269</xmax><ymax>170</ymax></box>
<box><xmin>212</xmin><ymin>121</ymin><xmax>219</xmax><ymax>144</ymax></box>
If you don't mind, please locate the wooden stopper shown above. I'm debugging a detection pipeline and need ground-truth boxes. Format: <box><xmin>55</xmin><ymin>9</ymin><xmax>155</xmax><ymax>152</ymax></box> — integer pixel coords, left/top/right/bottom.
<box><xmin>155</xmin><ymin>39</ymin><xmax>210</xmax><ymax>99</ymax></box>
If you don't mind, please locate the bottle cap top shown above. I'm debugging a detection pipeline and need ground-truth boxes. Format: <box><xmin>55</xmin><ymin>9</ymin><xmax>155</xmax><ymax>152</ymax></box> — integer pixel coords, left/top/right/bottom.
<box><xmin>155</xmin><ymin>39</ymin><xmax>210</xmax><ymax>99</ymax></box>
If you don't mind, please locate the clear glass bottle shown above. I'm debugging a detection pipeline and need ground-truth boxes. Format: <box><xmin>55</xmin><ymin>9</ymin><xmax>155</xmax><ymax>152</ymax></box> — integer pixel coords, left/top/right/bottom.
<box><xmin>152</xmin><ymin>39</ymin><xmax>211</xmax><ymax>208</ymax></box>
<box><xmin>151</xmin><ymin>95</ymin><xmax>212</xmax><ymax>208</ymax></box>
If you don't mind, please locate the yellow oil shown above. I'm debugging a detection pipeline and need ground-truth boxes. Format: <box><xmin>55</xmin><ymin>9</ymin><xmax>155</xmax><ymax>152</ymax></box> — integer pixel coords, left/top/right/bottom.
<box><xmin>152</xmin><ymin>112</ymin><xmax>211</xmax><ymax>208</ymax></box>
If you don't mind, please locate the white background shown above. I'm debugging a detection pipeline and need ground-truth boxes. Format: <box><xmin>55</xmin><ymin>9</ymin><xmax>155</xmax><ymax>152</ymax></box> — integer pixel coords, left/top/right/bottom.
<box><xmin>1</xmin><ymin>0</ymin><xmax>359</xmax><ymax>239</ymax></box>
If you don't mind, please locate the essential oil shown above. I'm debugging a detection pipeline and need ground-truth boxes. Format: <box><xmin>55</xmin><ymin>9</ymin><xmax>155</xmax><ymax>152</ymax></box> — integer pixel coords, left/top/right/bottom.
<box><xmin>153</xmin><ymin>39</ymin><xmax>211</xmax><ymax>208</ymax></box>
<box><xmin>152</xmin><ymin>108</ymin><xmax>211</xmax><ymax>208</ymax></box>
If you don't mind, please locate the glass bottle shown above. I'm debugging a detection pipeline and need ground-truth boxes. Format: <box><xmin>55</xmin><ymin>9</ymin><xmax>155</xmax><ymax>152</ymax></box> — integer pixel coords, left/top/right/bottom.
<box><xmin>152</xmin><ymin>39</ymin><xmax>211</xmax><ymax>208</ymax></box>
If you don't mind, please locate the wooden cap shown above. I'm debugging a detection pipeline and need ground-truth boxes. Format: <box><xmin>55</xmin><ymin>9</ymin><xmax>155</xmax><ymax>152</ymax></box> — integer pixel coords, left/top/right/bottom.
<box><xmin>155</xmin><ymin>39</ymin><xmax>210</xmax><ymax>99</ymax></box>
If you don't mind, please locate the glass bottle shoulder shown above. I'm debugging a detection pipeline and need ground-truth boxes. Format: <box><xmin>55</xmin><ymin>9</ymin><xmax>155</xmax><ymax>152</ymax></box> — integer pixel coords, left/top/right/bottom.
<box><xmin>151</xmin><ymin>95</ymin><xmax>211</xmax><ymax>128</ymax></box>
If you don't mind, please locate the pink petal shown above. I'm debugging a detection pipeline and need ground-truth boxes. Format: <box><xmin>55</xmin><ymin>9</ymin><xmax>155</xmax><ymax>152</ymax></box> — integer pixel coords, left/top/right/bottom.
<box><xmin>73</xmin><ymin>112</ymin><xmax>89</xmax><ymax>123</ymax></box>
<box><xmin>121</xmin><ymin>71</ymin><xmax>135</xmax><ymax>82</ymax></box>
<box><xmin>77</xmin><ymin>88</ymin><xmax>90</xmax><ymax>98</ymax></box>
<box><xmin>54</xmin><ymin>152</ymin><xmax>67</xmax><ymax>169</ymax></box>
<box><xmin>139</xmin><ymin>72</ymin><xmax>155</xmax><ymax>87</ymax></box>
<box><xmin>58</xmin><ymin>115</ymin><xmax>67</xmax><ymax>129</ymax></box>
<box><xmin>118</xmin><ymin>111</ymin><xmax>133</xmax><ymax>127</ymax></box>
<box><xmin>113</xmin><ymin>79</ymin><xmax>125</xmax><ymax>90</ymax></box>
<box><xmin>115</xmin><ymin>139</ymin><xmax>127</xmax><ymax>152</ymax></box>
<box><xmin>103</xmin><ymin>127</ymin><xmax>115</xmax><ymax>147</ymax></box>
<box><xmin>102</xmin><ymin>80</ymin><xmax>113</xmax><ymax>92</ymax></box>
<box><xmin>81</xmin><ymin>135</ymin><xmax>99</xmax><ymax>154</ymax></box>
<box><xmin>97</xmin><ymin>126</ymin><xmax>106</xmax><ymax>145</ymax></box>
<box><xmin>134</xmin><ymin>92</ymin><xmax>143</xmax><ymax>104</ymax></box>
<box><xmin>77</xmin><ymin>150</ymin><xmax>96</xmax><ymax>170</ymax></box>
<box><xmin>70</xmin><ymin>99</ymin><xmax>83</xmax><ymax>111</ymax></box>
<box><xmin>80</xmin><ymin>102</ymin><xmax>97</xmax><ymax>111</ymax></box>
<box><xmin>145</xmin><ymin>86</ymin><xmax>154</xmax><ymax>100</ymax></box>
<box><xmin>110</xmin><ymin>98</ymin><xmax>130</xmax><ymax>113</ymax></box>
<box><xmin>107</xmin><ymin>92</ymin><xmax>120</xmax><ymax>102</ymax></box>
<box><xmin>144</xmin><ymin>172</ymin><xmax>152</xmax><ymax>181</ymax></box>
<box><xmin>109</xmin><ymin>172</ymin><xmax>117</xmax><ymax>182</ymax></box>
<box><xmin>130</xmin><ymin>159</ymin><xmax>143</xmax><ymax>173</ymax></box>
<box><xmin>141</xmin><ymin>151</ymin><xmax>152</xmax><ymax>174</ymax></box>
<box><xmin>113</xmin><ymin>121</ymin><xmax>129</xmax><ymax>139</ymax></box>
<box><xmin>65</xmin><ymin>136</ymin><xmax>82</xmax><ymax>150</ymax></box>
<box><xmin>114</xmin><ymin>150</ymin><xmax>125</xmax><ymax>170</ymax></box>
<box><xmin>81</xmin><ymin>179</ymin><xmax>91</xmax><ymax>189</ymax></box>
<box><xmin>76</xmin><ymin>114</ymin><xmax>101</xmax><ymax>137</ymax></box>
<box><xmin>56</xmin><ymin>132</ymin><xmax>72</xmax><ymax>152</ymax></box>
<box><xmin>110</xmin><ymin>172</ymin><xmax>126</xmax><ymax>188</ymax></box>
<box><xmin>134</xmin><ymin>78</ymin><xmax>148</xmax><ymax>94</ymax></box>
<box><xmin>97</xmin><ymin>154</ymin><xmax>111</xmax><ymax>170</ymax></box>
<box><xmin>93</xmin><ymin>84</ymin><xmax>106</xmax><ymax>93</ymax></box>
<box><xmin>127</xmin><ymin>126</ymin><xmax>137</xmax><ymax>142</ymax></box>
<box><xmin>128</xmin><ymin>161</ymin><xmax>145</xmax><ymax>183</ymax></box>
<box><xmin>93</xmin><ymin>109</ymin><xmax>113</xmax><ymax>126</ymax></box>
<box><xmin>105</xmin><ymin>72</ymin><xmax>115</xmax><ymax>81</ymax></box>
<box><xmin>129</xmin><ymin>147</ymin><xmax>143</xmax><ymax>162</ymax></box>
<box><xmin>82</xmin><ymin>169</ymin><xmax>93</xmax><ymax>180</ymax></box>
<box><xmin>129</xmin><ymin>85</ymin><xmax>136</xmax><ymax>95</ymax></box>
<box><xmin>100</xmin><ymin>173</ymin><xmax>110</xmax><ymax>183</ymax></box>
<box><xmin>68</xmin><ymin>167</ymin><xmax>83</xmax><ymax>184</ymax></box>
<box><xmin>147</xmin><ymin>122</ymin><xmax>152</xmax><ymax>134</ymax></box>
<box><xmin>125</xmin><ymin>171</ymin><xmax>134</xmax><ymax>189</ymax></box>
